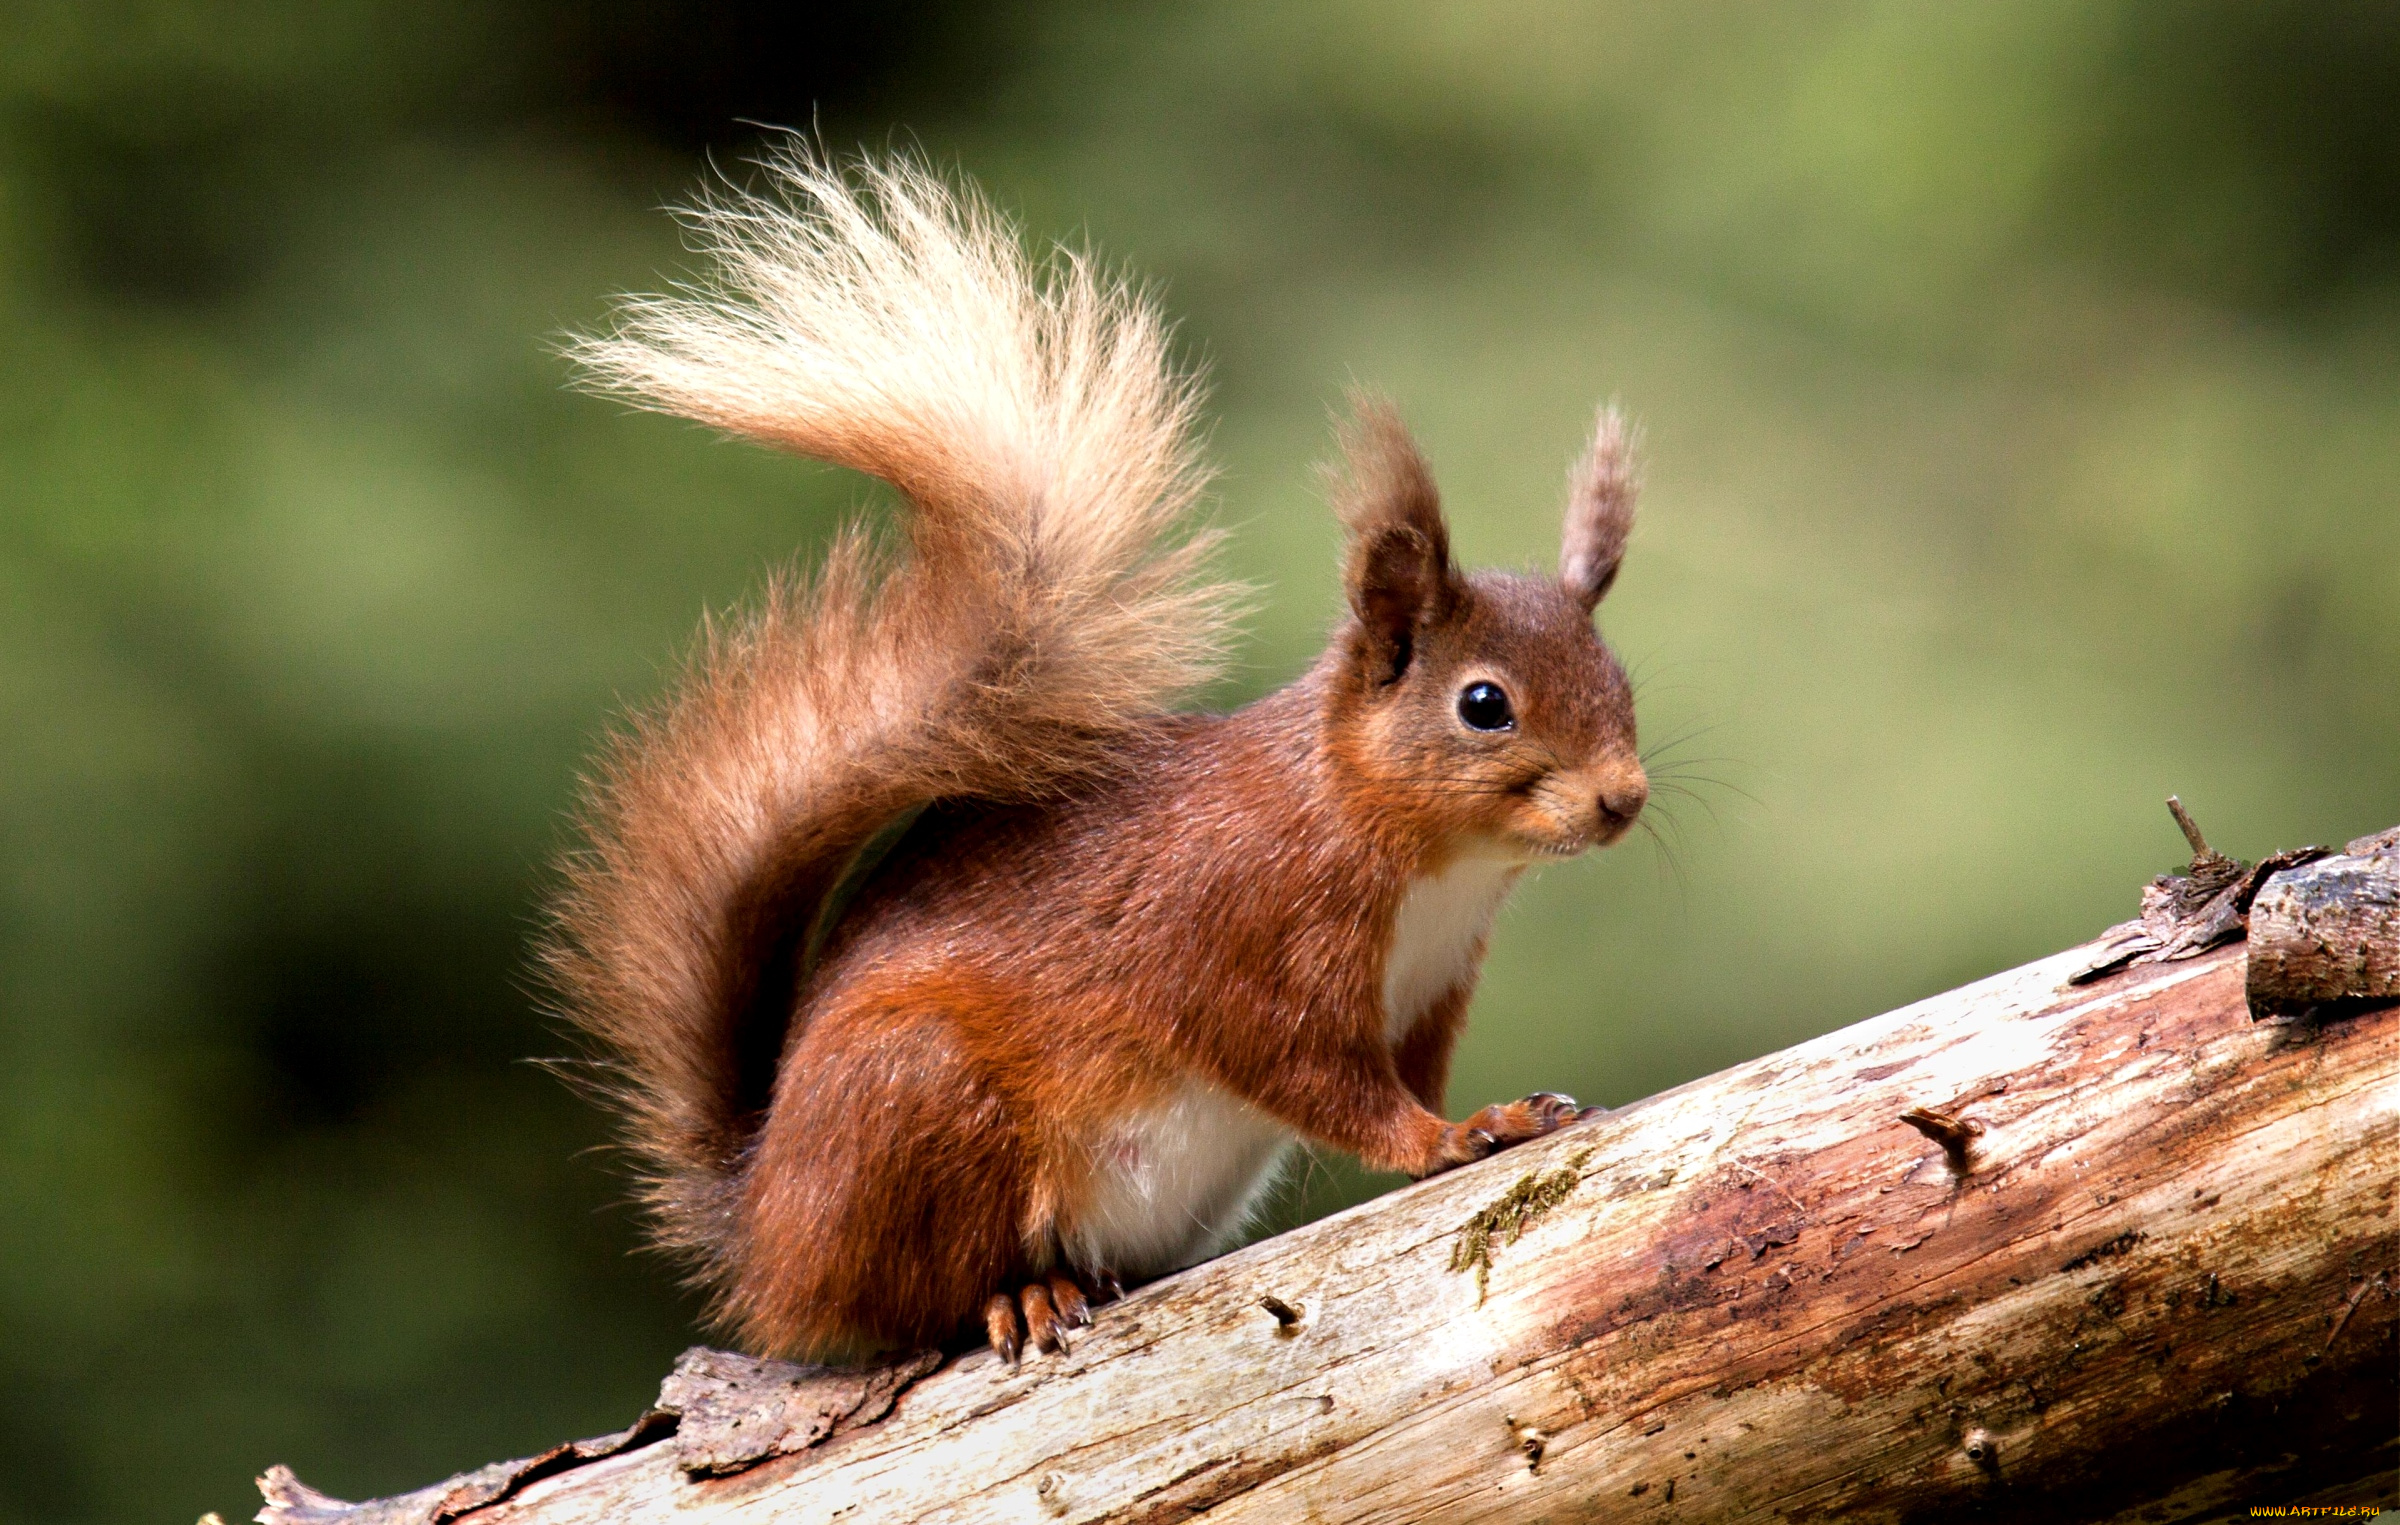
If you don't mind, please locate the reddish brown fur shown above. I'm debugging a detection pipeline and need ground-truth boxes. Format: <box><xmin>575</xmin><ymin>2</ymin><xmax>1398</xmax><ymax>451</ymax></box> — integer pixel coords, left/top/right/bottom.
<box><xmin>732</xmin><ymin>555</ymin><xmax>1642</xmax><ymax>1356</ymax></box>
<box><xmin>546</xmin><ymin>151</ymin><xmax>1648</xmax><ymax>1360</ymax></box>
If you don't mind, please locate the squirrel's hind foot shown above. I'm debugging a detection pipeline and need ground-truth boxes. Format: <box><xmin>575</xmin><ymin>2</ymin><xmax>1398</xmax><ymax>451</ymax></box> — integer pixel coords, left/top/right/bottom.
<box><xmin>984</xmin><ymin>1270</ymin><xmax>1121</xmax><ymax>1364</ymax></box>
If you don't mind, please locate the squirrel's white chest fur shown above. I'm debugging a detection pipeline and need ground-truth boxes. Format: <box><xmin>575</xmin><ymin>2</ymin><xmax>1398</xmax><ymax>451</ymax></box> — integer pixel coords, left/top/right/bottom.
<box><xmin>1066</xmin><ymin>849</ymin><xmax>1523</xmax><ymax>1277</ymax></box>
<box><xmin>1382</xmin><ymin>849</ymin><xmax>1523</xmax><ymax>1042</ymax></box>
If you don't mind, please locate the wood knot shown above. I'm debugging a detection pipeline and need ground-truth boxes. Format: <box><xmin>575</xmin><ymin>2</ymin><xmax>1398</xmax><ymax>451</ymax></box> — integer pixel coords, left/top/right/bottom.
<box><xmin>1962</xmin><ymin>1427</ymin><xmax>2000</xmax><ymax>1471</ymax></box>
<box><xmin>1506</xmin><ymin>1414</ymin><xmax>1548</xmax><ymax>1471</ymax></box>
<box><xmin>1037</xmin><ymin>1470</ymin><xmax>1070</xmax><ymax>1515</ymax></box>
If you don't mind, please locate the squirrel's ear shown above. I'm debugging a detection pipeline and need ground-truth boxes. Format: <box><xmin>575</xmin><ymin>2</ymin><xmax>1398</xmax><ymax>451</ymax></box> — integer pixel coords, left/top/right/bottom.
<box><xmin>1561</xmin><ymin>404</ymin><xmax>1639</xmax><ymax>612</ymax></box>
<box><xmin>1328</xmin><ymin>394</ymin><xmax>1458</xmax><ymax>684</ymax></box>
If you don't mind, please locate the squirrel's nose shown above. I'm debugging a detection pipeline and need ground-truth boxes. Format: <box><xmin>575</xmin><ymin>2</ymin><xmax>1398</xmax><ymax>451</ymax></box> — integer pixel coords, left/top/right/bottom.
<box><xmin>1594</xmin><ymin>765</ymin><xmax>1648</xmax><ymax>827</ymax></box>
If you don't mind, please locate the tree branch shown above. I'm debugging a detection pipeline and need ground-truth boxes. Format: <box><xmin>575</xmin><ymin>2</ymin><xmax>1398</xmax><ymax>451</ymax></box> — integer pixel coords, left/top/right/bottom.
<box><xmin>255</xmin><ymin>829</ymin><xmax>2400</xmax><ymax>1524</ymax></box>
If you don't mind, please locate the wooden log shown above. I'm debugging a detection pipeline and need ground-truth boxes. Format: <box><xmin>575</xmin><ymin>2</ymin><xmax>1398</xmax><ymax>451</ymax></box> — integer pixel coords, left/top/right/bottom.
<box><xmin>2248</xmin><ymin>828</ymin><xmax>2400</xmax><ymax>1016</ymax></box>
<box><xmin>256</xmin><ymin>890</ymin><xmax>2400</xmax><ymax>1524</ymax></box>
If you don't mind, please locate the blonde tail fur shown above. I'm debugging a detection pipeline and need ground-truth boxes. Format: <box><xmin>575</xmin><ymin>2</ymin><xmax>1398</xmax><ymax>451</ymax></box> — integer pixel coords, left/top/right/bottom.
<box><xmin>544</xmin><ymin>148</ymin><xmax>1241</xmax><ymax>1282</ymax></box>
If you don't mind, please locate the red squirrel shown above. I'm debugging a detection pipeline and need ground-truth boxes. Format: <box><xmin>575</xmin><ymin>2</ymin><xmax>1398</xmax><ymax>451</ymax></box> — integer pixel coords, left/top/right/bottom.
<box><xmin>547</xmin><ymin>149</ymin><xmax>1647</xmax><ymax>1364</ymax></box>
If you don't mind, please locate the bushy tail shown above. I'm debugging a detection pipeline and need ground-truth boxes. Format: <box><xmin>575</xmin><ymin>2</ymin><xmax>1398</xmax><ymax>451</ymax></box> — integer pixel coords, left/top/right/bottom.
<box><xmin>544</xmin><ymin>148</ymin><xmax>1240</xmax><ymax>1275</ymax></box>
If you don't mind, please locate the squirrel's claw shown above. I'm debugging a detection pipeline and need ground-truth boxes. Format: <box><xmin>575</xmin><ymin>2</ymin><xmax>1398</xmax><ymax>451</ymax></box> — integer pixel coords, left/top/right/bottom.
<box><xmin>1020</xmin><ymin>1282</ymin><xmax>1069</xmax><ymax>1355</ymax></box>
<box><xmin>1046</xmin><ymin>1272</ymin><xmax>1092</xmax><ymax>1330</ymax></box>
<box><xmin>1512</xmin><ymin>1092</ymin><xmax>1587</xmax><ymax>1138</ymax></box>
<box><xmin>984</xmin><ymin>1292</ymin><xmax>1024</xmax><ymax>1365</ymax></box>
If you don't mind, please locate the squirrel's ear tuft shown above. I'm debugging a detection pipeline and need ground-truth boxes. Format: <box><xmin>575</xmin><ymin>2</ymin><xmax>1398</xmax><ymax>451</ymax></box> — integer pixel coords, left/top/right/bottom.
<box><xmin>1327</xmin><ymin>393</ymin><xmax>1459</xmax><ymax>684</ymax></box>
<box><xmin>1561</xmin><ymin>404</ymin><xmax>1640</xmax><ymax>612</ymax></box>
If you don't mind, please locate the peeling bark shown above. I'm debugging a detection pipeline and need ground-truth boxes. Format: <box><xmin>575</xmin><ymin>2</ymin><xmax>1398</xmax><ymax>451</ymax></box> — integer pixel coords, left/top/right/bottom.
<box><xmin>2072</xmin><ymin>799</ymin><xmax>2335</xmax><ymax>985</ymax></box>
<box><xmin>257</xmin><ymin>830</ymin><xmax>2400</xmax><ymax>1525</ymax></box>
<box><xmin>2248</xmin><ymin>829</ymin><xmax>2400</xmax><ymax>1017</ymax></box>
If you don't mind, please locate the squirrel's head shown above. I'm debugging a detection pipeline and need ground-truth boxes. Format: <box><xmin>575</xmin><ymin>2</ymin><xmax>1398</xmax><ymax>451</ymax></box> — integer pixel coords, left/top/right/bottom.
<box><xmin>1322</xmin><ymin>397</ymin><xmax>1645</xmax><ymax>863</ymax></box>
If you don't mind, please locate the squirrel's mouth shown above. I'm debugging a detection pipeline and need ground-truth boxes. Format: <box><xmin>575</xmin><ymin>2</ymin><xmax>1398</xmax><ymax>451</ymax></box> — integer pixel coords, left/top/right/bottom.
<box><xmin>1525</xmin><ymin>832</ymin><xmax>1595</xmax><ymax>860</ymax></box>
<box><xmin>1526</xmin><ymin>813</ymin><xmax>1637</xmax><ymax>859</ymax></box>
<box><xmin>1513</xmin><ymin>809</ymin><xmax>1627</xmax><ymax>860</ymax></box>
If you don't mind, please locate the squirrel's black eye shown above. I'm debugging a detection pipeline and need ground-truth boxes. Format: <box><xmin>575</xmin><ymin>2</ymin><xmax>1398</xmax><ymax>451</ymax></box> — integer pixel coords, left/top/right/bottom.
<box><xmin>1456</xmin><ymin>681</ymin><xmax>1514</xmax><ymax>732</ymax></box>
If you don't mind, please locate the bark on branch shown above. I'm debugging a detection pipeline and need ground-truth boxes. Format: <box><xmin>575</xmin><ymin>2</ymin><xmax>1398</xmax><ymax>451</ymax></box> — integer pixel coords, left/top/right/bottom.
<box><xmin>257</xmin><ymin>829</ymin><xmax>2400</xmax><ymax>1524</ymax></box>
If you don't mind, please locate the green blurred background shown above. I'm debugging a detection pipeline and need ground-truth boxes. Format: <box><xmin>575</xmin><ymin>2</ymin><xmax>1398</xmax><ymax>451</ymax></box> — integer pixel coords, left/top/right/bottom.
<box><xmin>1</xmin><ymin>2</ymin><xmax>2393</xmax><ymax>1518</ymax></box>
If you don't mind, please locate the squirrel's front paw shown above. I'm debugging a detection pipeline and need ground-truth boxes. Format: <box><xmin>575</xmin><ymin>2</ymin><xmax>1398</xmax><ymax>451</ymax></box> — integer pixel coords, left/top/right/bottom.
<box><xmin>1462</xmin><ymin>1092</ymin><xmax>1597</xmax><ymax>1148</ymax></box>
